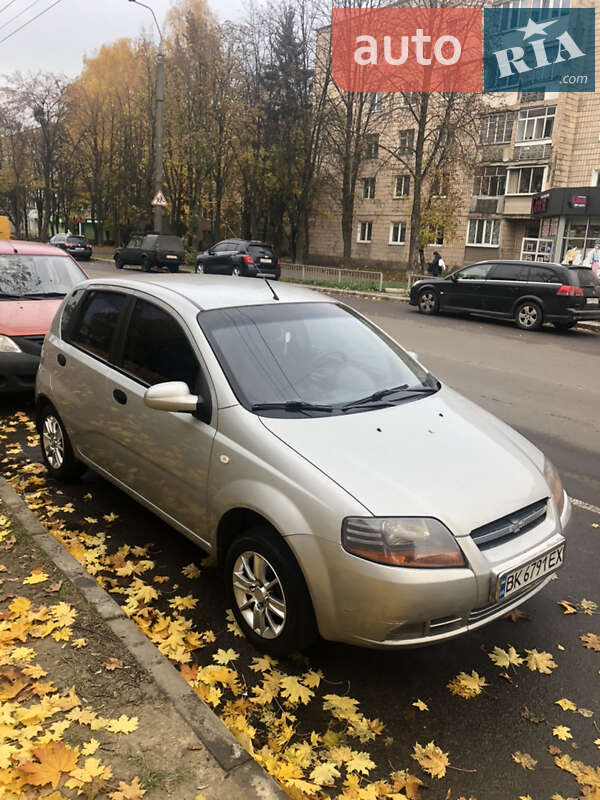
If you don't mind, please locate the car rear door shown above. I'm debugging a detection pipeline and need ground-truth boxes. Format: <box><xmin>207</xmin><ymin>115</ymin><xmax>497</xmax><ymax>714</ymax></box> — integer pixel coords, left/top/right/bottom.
<box><xmin>484</xmin><ymin>262</ymin><xmax>530</xmax><ymax>314</ymax></box>
<box><xmin>443</xmin><ymin>263</ymin><xmax>493</xmax><ymax>311</ymax></box>
<box><xmin>100</xmin><ymin>296</ymin><xmax>217</xmax><ymax>541</ymax></box>
<box><xmin>248</xmin><ymin>243</ymin><xmax>276</xmax><ymax>275</ymax></box>
<box><xmin>571</xmin><ymin>267</ymin><xmax>600</xmax><ymax>310</ymax></box>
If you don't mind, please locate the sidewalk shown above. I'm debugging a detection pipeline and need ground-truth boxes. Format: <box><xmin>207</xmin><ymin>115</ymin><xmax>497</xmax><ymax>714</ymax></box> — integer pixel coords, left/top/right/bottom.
<box><xmin>0</xmin><ymin>484</ymin><xmax>286</xmax><ymax>800</ymax></box>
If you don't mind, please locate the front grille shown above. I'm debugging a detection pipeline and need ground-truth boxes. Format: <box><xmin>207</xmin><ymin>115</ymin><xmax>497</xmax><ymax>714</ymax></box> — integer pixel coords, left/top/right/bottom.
<box><xmin>471</xmin><ymin>499</ymin><xmax>547</xmax><ymax>550</ymax></box>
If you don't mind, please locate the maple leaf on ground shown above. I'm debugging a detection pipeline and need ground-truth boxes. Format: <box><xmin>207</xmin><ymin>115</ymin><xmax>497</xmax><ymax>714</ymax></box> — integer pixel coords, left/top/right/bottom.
<box><xmin>559</xmin><ymin>601</ymin><xmax>578</xmax><ymax>615</ymax></box>
<box><xmin>346</xmin><ymin>751</ymin><xmax>376</xmax><ymax>775</ymax></box>
<box><xmin>182</xmin><ymin>563</ymin><xmax>201</xmax><ymax>580</ymax></box>
<box><xmin>81</xmin><ymin>739</ymin><xmax>100</xmax><ymax>756</ymax></box>
<box><xmin>555</xmin><ymin>698</ymin><xmax>577</xmax><ymax>712</ymax></box>
<box><xmin>213</xmin><ymin>648</ymin><xmax>239</xmax><ymax>665</ymax></box>
<box><xmin>103</xmin><ymin>658</ymin><xmax>123</xmax><ymax>671</ymax></box>
<box><xmin>503</xmin><ymin>607</ymin><xmax>530</xmax><ymax>622</ymax></box>
<box><xmin>581</xmin><ymin>633</ymin><xmax>600</xmax><ymax>652</ymax></box>
<box><xmin>525</xmin><ymin>649</ymin><xmax>557</xmax><ymax>674</ymax></box>
<box><xmin>250</xmin><ymin>655</ymin><xmax>278</xmax><ymax>673</ymax></box>
<box><xmin>103</xmin><ymin>512</ymin><xmax>118</xmax><ymax>523</ymax></box>
<box><xmin>45</xmin><ymin>581</ymin><xmax>63</xmax><ymax>594</ymax></box>
<box><xmin>512</xmin><ymin>751</ymin><xmax>537</xmax><ymax>770</ymax></box>
<box><xmin>19</xmin><ymin>741</ymin><xmax>80</xmax><ymax>788</ymax></box>
<box><xmin>390</xmin><ymin>769</ymin><xmax>425</xmax><ymax>800</ymax></box>
<box><xmin>553</xmin><ymin>725</ymin><xmax>573</xmax><ymax>741</ymax></box>
<box><xmin>105</xmin><ymin>715</ymin><xmax>138</xmax><ymax>734</ymax></box>
<box><xmin>109</xmin><ymin>776</ymin><xmax>146</xmax><ymax>799</ymax></box>
<box><xmin>412</xmin><ymin>699</ymin><xmax>429</xmax><ymax>711</ymax></box>
<box><xmin>595</xmin><ymin>739</ymin><xmax>600</xmax><ymax>749</ymax></box>
<box><xmin>577</xmin><ymin>707</ymin><xmax>593</xmax><ymax>718</ymax></box>
<box><xmin>23</xmin><ymin>569</ymin><xmax>49</xmax><ymax>585</ymax></box>
<box><xmin>225</xmin><ymin>609</ymin><xmax>244</xmax><ymax>637</ymax></box>
<box><xmin>488</xmin><ymin>645</ymin><xmax>524</xmax><ymax>668</ymax></box>
<box><xmin>548</xmin><ymin>745</ymin><xmax>562</xmax><ymax>756</ymax></box>
<box><xmin>280</xmin><ymin>675</ymin><xmax>314</xmax><ymax>705</ymax></box>
<box><xmin>412</xmin><ymin>741</ymin><xmax>449</xmax><ymax>779</ymax></box>
<box><xmin>580</xmin><ymin>599</ymin><xmax>598</xmax><ymax>615</ymax></box>
<box><xmin>71</xmin><ymin>638</ymin><xmax>87</xmax><ymax>649</ymax></box>
<box><xmin>310</xmin><ymin>761</ymin><xmax>341</xmax><ymax>785</ymax></box>
<box><xmin>447</xmin><ymin>671</ymin><xmax>488</xmax><ymax>699</ymax></box>
<box><xmin>323</xmin><ymin>694</ymin><xmax>360</xmax><ymax>720</ymax></box>
<box><xmin>302</xmin><ymin>668</ymin><xmax>324</xmax><ymax>688</ymax></box>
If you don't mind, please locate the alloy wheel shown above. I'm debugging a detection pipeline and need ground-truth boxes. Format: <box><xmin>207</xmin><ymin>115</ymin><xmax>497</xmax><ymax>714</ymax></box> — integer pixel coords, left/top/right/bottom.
<box><xmin>42</xmin><ymin>416</ymin><xmax>65</xmax><ymax>470</ymax></box>
<box><xmin>232</xmin><ymin>551</ymin><xmax>286</xmax><ymax>639</ymax></box>
<box><xmin>518</xmin><ymin>305</ymin><xmax>539</xmax><ymax>329</ymax></box>
<box><xmin>419</xmin><ymin>291</ymin><xmax>437</xmax><ymax>313</ymax></box>
<box><xmin>232</xmin><ymin>267</ymin><xmax>241</xmax><ymax>277</ymax></box>
<box><xmin>196</xmin><ymin>264</ymin><xmax>204</xmax><ymax>274</ymax></box>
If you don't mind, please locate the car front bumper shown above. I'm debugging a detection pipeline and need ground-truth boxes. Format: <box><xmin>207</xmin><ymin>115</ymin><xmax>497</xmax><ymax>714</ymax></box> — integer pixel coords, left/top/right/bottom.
<box><xmin>0</xmin><ymin>352</ymin><xmax>40</xmax><ymax>393</ymax></box>
<box><xmin>290</xmin><ymin>493</ymin><xmax>570</xmax><ymax>649</ymax></box>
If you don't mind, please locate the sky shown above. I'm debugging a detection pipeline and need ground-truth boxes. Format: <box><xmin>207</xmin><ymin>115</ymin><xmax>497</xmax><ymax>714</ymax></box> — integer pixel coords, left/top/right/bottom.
<box><xmin>0</xmin><ymin>0</ymin><xmax>245</xmax><ymax>78</ymax></box>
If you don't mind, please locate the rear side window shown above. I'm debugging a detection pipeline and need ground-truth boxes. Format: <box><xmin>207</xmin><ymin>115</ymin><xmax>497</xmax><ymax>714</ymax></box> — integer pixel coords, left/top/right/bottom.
<box><xmin>142</xmin><ymin>235</ymin><xmax>158</xmax><ymax>249</ymax></box>
<box><xmin>489</xmin><ymin>263</ymin><xmax>529</xmax><ymax>281</ymax></box>
<box><xmin>529</xmin><ymin>266</ymin><xmax>558</xmax><ymax>283</ymax></box>
<box><xmin>458</xmin><ymin>263</ymin><xmax>492</xmax><ymax>280</ymax></box>
<box><xmin>70</xmin><ymin>291</ymin><xmax>128</xmax><ymax>361</ymax></box>
<box><xmin>122</xmin><ymin>299</ymin><xmax>199</xmax><ymax>389</ymax></box>
<box><xmin>60</xmin><ymin>289</ymin><xmax>85</xmax><ymax>339</ymax></box>
<box><xmin>570</xmin><ymin>268</ymin><xmax>600</xmax><ymax>288</ymax></box>
<box><xmin>157</xmin><ymin>236</ymin><xmax>184</xmax><ymax>252</ymax></box>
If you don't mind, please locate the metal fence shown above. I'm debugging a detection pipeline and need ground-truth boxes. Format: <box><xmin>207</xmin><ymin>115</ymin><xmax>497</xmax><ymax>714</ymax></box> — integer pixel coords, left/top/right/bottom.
<box><xmin>407</xmin><ymin>272</ymin><xmax>430</xmax><ymax>290</ymax></box>
<box><xmin>281</xmin><ymin>263</ymin><xmax>383</xmax><ymax>291</ymax></box>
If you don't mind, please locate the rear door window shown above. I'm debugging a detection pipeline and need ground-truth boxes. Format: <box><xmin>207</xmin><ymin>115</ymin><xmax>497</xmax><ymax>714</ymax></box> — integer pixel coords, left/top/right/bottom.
<box><xmin>157</xmin><ymin>236</ymin><xmax>184</xmax><ymax>252</ymax></box>
<box><xmin>60</xmin><ymin>289</ymin><xmax>85</xmax><ymax>339</ymax></box>
<box><xmin>529</xmin><ymin>266</ymin><xmax>559</xmax><ymax>283</ymax></box>
<box><xmin>570</xmin><ymin>268</ymin><xmax>600</xmax><ymax>289</ymax></box>
<box><xmin>70</xmin><ymin>291</ymin><xmax>128</xmax><ymax>362</ymax></box>
<box><xmin>121</xmin><ymin>299</ymin><xmax>199</xmax><ymax>389</ymax></box>
<box><xmin>248</xmin><ymin>244</ymin><xmax>275</xmax><ymax>260</ymax></box>
<box><xmin>488</xmin><ymin>263</ymin><xmax>529</xmax><ymax>281</ymax></box>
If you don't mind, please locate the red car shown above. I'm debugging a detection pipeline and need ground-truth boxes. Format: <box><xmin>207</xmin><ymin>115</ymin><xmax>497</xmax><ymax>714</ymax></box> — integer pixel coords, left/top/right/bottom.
<box><xmin>0</xmin><ymin>240</ymin><xmax>87</xmax><ymax>392</ymax></box>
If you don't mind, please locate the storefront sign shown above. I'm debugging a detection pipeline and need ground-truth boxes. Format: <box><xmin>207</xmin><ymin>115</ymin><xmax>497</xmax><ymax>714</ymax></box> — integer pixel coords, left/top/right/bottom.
<box><xmin>569</xmin><ymin>194</ymin><xmax>588</xmax><ymax>209</ymax></box>
<box><xmin>531</xmin><ymin>193</ymin><xmax>549</xmax><ymax>215</ymax></box>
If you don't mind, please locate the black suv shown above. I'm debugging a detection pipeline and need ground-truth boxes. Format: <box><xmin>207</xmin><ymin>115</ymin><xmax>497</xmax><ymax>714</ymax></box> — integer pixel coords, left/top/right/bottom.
<box><xmin>114</xmin><ymin>233</ymin><xmax>185</xmax><ymax>272</ymax></box>
<box><xmin>49</xmin><ymin>234</ymin><xmax>93</xmax><ymax>260</ymax></box>
<box><xmin>195</xmin><ymin>239</ymin><xmax>280</xmax><ymax>279</ymax></box>
<box><xmin>410</xmin><ymin>260</ymin><xmax>600</xmax><ymax>331</ymax></box>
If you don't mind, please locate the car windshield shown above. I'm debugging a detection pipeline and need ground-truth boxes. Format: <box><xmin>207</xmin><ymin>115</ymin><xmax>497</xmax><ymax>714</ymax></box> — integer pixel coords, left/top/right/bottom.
<box><xmin>0</xmin><ymin>254</ymin><xmax>84</xmax><ymax>298</ymax></box>
<box><xmin>199</xmin><ymin>302</ymin><xmax>438</xmax><ymax>415</ymax></box>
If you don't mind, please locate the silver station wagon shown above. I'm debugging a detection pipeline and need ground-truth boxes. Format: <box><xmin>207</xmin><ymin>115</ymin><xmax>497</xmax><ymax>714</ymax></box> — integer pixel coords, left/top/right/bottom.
<box><xmin>36</xmin><ymin>276</ymin><xmax>570</xmax><ymax>654</ymax></box>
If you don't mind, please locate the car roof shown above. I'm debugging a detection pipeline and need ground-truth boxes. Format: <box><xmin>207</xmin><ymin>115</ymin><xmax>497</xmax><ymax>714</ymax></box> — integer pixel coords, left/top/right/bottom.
<box><xmin>79</xmin><ymin>275</ymin><xmax>331</xmax><ymax>311</ymax></box>
<box><xmin>472</xmin><ymin>259</ymin><xmax>566</xmax><ymax>269</ymax></box>
<box><xmin>0</xmin><ymin>239</ymin><xmax>70</xmax><ymax>256</ymax></box>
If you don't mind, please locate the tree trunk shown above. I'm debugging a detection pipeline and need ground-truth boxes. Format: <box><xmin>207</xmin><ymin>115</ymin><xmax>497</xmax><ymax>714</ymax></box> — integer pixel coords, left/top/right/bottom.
<box><xmin>408</xmin><ymin>93</ymin><xmax>429</xmax><ymax>272</ymax></box>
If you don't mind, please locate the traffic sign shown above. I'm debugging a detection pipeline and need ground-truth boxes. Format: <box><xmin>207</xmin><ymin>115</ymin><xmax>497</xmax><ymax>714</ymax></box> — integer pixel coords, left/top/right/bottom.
<box><xmin>151</xmin><ymin>191</ymin><xmax>168</xmax><ymax>207</ymax></box>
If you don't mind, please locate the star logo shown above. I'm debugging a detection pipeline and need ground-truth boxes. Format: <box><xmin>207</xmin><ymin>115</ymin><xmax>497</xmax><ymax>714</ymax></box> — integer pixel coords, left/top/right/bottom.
<box><xmin>517</xmin><ymin>17</ymin><xmax>557</xmax><ymax>40</ymax></box>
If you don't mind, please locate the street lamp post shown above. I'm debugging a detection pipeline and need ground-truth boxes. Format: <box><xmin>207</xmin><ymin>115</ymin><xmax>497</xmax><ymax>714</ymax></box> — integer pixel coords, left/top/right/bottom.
<box><xmin>128</xmin><ymin>0</ymin><xmax>165</xmax><ymax>234</ymax></box>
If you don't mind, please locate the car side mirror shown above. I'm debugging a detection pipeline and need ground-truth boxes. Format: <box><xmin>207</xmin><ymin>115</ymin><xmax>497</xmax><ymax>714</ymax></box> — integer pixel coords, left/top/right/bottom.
<box><xmin>207</xmin><ymin>249</ymin><xmax>214</xmax><ymax>255</ymax></box>
<box><xmin>450</xmin><ymin>273</ymin><xmax>458</xmax><ymax>282</ymax></box>
<box><xmin>144</xmin><ymin>381</ymin><xmax>201</xmax><ymax>414</ymax></box>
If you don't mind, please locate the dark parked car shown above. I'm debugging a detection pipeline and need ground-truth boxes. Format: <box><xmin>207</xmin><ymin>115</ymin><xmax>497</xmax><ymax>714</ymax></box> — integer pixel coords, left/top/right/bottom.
<box><xmin>195</xmin><ymin>239</ymin><xmax>280</xmax><ymax>279</ymax></box>
<box><xmin>49</xmin><ymin>234</ymin><xmax>93</xmax><ymax>261</ymax></box>
<box><xmin>410</xmin><ymin>260</ymin><xmax>600</xmax><ymax>331</ymax></box>
<box><xmin>114</xmin><ymin>233</ymin><xmax>185</xmax><ymax>272</ymax></box>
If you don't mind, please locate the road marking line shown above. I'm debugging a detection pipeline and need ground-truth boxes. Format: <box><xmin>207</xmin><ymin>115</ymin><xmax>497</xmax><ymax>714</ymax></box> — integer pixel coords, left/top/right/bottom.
<box><xmin>572</xmin><ymin>498</ymin><xmax>600</xmax><ymax>516</ymax></box>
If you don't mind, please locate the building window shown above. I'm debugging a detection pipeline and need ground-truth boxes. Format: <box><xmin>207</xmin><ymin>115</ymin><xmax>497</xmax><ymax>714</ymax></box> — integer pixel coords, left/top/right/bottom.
<box><xmin>495</xmin><ymin>0</ymin><xmax>527</xmax><ymax>27</ymax></box>
<box><xmin>480</xmin><ymin>112</ymin><xmax>514</xmax><ymax>145</ymax></box>
<box><xmin>394</xmin><ymin>175</ymin><xmax>410</xmax><ymax>198</ymax></box>
<box><xmin>430</xmin><ymin>229</ymin><xmax>444</xmax><ymax>246</ymax></box>
<box><xmin>364</xmin><ymin>135</ymin><xmax>379</xmax><ymax>159</ymax></box>
<box><xmin>467</xmin><ymin>218</ymin><xmax>500</xmax><ymax>246</ymax></box>
<box><xmin>519</xmin><ymin>91</ymin><xmax>545</xmax><ymax>103</ymax></box>
<box><xmin>398</xmin><ymin>129</ymin><xmax>414</xmax><ymax>153</ymax></box>
<box><xmin>389</xmin><ymin>222</ymin><xmax>407</xmax><ymax>245</ymax></box>
<box><xmin>357</xmin><ymin>221</ymin><xmax>373</xmax><ymax>243</ymax></box>
<box><xmin>516</xmin><ymin>106</ymin><xmax>555</xmax><ymax>142</ymax></box>
<box><xmin>362</xmin><ymin>177</ymin><xmax>376</xmax><ymax>199</ymax></box>
<box><xmin>430</xmin><ymin>173</ymin><xmax>450</xmax><ymax>197</ymax></box>
<box><xmin>473</xmin><ymin>166</ymin><xmax>507</xmax><ymax>196</ymax></box>
<box><xmin>531</xmin><ymin>0</ymin><xmax>570</xmax><ymax>7</ymax></box>
<box><xmin>507</xmin><ymin>166</ymin><xmax>545</xmax><ymax>194</ymax></box>
<box><xmin>369</xmin><ymin>93</ymin><xmax>382</xmax><ymax>113</ymax></box>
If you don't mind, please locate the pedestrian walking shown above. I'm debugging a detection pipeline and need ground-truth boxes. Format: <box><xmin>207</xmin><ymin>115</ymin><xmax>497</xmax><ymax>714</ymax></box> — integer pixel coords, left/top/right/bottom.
<box><xmin>428</xmin><ymin>251</ymin><xmax>445</xmax><ymax>277</ymax></box>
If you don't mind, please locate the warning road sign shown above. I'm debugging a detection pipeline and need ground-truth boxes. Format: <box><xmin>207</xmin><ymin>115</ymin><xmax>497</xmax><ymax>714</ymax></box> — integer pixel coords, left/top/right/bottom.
<box><xmin>151</xmin><ymin>191</ymin><xmax>168</xmax><ymax>207</ymax></box>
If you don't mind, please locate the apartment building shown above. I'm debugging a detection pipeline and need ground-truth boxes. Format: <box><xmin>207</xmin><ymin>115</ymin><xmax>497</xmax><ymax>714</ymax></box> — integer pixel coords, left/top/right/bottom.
<box><xmin>308</xmin><ymin>0</ymin><xmax>600</xmax><ymax>271</ymax></box>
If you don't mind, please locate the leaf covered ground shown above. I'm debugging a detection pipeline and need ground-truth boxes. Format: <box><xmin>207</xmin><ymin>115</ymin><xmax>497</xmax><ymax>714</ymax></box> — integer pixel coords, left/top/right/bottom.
<box><xmin>1</xmin><ymin>408</ymin><xmax>599</xmax><ymax>799</ymax></box>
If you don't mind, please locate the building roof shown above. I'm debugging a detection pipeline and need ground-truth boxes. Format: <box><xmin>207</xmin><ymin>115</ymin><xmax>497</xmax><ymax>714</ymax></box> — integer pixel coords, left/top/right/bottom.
<box><xmin>0</xmin><ymin>240</ymin><xmax>66</xmax><ymax>256</ymax></box>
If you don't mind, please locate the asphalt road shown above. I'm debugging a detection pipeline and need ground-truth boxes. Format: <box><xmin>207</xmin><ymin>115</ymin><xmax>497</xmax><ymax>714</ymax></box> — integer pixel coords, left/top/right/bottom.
<box><xmin>2</xmin><ymin>261</ymin><xmax>599</xmax><ymax>799</ymax></box>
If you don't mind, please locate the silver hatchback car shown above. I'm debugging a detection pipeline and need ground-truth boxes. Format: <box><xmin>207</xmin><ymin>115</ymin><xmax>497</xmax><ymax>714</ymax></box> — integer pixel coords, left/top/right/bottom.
<box><xmin>36</xmin><ymin>276</ymin><xmax>570</xmax><ymax>654</ymax></box>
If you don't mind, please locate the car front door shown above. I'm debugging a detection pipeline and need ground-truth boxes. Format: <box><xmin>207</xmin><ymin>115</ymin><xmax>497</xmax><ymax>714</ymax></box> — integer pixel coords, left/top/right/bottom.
<box><xmin>443</xmin><ymin>263</ymin><xmax>493</xmax><ymax>311</ymax></box>
<box><xmin>201</xmin><ymin>242</ymin><xmax>225</xmax><ymax>274</ymax></box>
<box><xmin>100</xmin><ymin>296</ymin><xmax>217</xmax><ymax>541</ymax></box>
<box><xmin>122</xmin><ymin>237</ymin><xmax>142</xmax><ymax>265</ymax></box>
<box><xmin>484</xmin><ymin>262</ymin><xmax>530</xmax><ymax>314</ymax></box>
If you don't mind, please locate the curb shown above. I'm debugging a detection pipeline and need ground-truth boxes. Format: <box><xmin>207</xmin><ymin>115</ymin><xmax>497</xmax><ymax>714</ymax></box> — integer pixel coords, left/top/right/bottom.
<box><xmin>0</xmin><ymin>477</ymin><xmax>288</xmax><ymax>800</ymax></box>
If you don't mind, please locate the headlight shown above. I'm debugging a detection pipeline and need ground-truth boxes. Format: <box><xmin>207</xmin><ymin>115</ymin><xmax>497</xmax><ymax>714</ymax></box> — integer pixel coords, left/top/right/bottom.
<box><xmin>341</xmin><ymin>517</ymin><xmax>465</xmax><ymax>568</ymax></box>
<box><xmin>544</xmin><ymin>457</ymin><xmax>565</xmax><ymax>516</ymax></box>
<box><xmin>0</xmin><ymin>335</ymin><xmax>22</xmax><ymax>354</ymax></box>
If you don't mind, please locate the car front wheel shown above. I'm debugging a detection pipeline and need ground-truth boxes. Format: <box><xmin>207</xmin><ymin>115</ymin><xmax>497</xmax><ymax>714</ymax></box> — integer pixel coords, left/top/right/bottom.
<box><xmin>115</xmin><ymin>255</ymin><xmax>124</xmax><ymax>269</ymax></box>
<box><xmin>417</xmin><ymin>288</ymin><xmax>439</xmax><ymax>315</ymax></box>
<box><xmin>225</xmin><ymin>526</ymin><xmax>317</xmax><ymax>655</ymax></box>
<box><xmin>38</xmin><ymin>404</ymin><xmax>85</xmax><ymax>482</ymax></box>
<box><xmin>141</xmin><ymin>256</ymin><xmax>151</xmax><ymax>272</ymax></box>
<box><xmin>195</xmin><ymin>263</ymin><xmax>204</xmax><ymax>274</ymax></box>
<box><xmin>515</xmin><ymin>301</ymin><xmax>543</xmax><ymax>331</ymax></box>
<box><xmin>231</xmin><ymin>266</ymin><xmax>241</xmax><ymax>277</ymax></box>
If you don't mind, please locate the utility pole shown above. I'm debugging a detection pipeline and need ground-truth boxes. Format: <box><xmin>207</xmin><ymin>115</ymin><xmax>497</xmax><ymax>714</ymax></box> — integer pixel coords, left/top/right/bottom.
<box><xmin>128</xmin><ymin>0</ymin><xmax>165</xmax><ymax>233</ymax></box>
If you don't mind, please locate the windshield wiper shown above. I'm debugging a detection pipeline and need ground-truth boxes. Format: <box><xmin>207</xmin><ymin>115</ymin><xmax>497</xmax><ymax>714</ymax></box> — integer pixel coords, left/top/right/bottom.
<box><xmin>342</xmin><ymin>384</ymin><xmax>438</xmax><ymax>411</ymax></box>
<box><xmin>22</xmin><ymin>292</ymin><xmax>67</xmax><ymax>298</ymax></box>
<box><xmin>252</xmin><ymin>401</ymin><xmax>333</xmax><ymax>413</ymax></box>
<box><xmin>0</xmin><ymin>292</ymin><xmax>25</xmax><ymax>299</ymax></box>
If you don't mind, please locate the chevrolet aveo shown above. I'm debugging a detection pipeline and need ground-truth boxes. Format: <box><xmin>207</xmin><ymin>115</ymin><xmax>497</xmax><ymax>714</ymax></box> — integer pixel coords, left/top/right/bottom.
<box><xmin>36</xmin><ymin>276</ymin><xmax>570</xmax><ymax>655</ymax></box>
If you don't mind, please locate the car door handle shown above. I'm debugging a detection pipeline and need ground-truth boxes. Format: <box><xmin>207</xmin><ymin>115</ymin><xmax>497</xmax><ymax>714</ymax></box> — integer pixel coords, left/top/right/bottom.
<box><xmin>113</xmin><ymin>389</ymin><xmax>127</xmax><ymax>405</ymax></box>
<box><xmin>57</xmin><ymin>353</ymin><xmax>66</xmax><ymax>366</ymax></box>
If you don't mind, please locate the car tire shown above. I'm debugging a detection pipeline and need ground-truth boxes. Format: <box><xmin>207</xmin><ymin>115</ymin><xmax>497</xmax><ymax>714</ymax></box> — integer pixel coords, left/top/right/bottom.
<box><xmin>195</xmin><ymin>263</ymin><xmax>204</xmax><ymax>274</ymax></box>
<box><xmin>225</xmin><ymin>526</ymin><xmax>317</xmax><ymax>655</ymax></box>
<box><xmin>417</xmin><ymin>288</ymin><xmax>439</xmax><ymax>315</ymax></box>
<box><xmin>231</xmin><ymin>266</ymin><xmax>241</xmax><ymax>277</ymax></box>
<box><xmin>553</xmin><ymin>320</ymin><xmax>576</xmax><ymax>331</ymax></box>
<box><xmin>115</xmin><ymin>255</ymin><xmax>124</xmax><ymax>269</ymax></box>
<box><xmin>38</xmin><ymin>404</ymin><xmax>85</xmax><ymax>482</ymax></box>
<box><xmin>141</xmin><ymin>256</ymin><xmax>151</xmax><ymax>272</ymax></box>
<box><xmin>515</xmin><ymin>301</ymin><xmax>543</xmax><ymax>331</ymax></box>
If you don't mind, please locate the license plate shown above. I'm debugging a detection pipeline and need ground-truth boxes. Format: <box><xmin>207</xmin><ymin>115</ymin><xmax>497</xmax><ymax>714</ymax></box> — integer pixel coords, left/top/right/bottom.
<box><xmin>496</xmin><ymin>544</ymin><xmax>564</xmax><ymax>601</ymax></box>
<box><xmin>260</xmin><ymin>258</ymin><xmax>272</xmax><ymax>263</ymax></box>
<box><xmin>587</xmin><ymin>297</ymin><xmax>599</xmax><ymax>305</ymax></box>
<box><xmin>166</xmin><ymin>255</ymin><xmax>177</xmax><ymax>260</ymax></box>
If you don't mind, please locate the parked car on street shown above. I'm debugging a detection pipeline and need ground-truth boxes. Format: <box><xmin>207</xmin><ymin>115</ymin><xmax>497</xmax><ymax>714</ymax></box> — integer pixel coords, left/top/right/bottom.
<box><xmin>114</xmin><ymin>233</ymin><xmax>185</xmax><ymax>272</ymax></box>
<box><xmin>410</xmin><ymin>260</ymin><xmax>600</xmax><ymax>331</ymax></box>
<box><xmin>49</xmin><ymin>234</ymin><xmax>93</xmax><ymax>261</ymax></box>
<box><xmin>0</xmin><ymin>240</ymin><xmax>87</xmax><ymax>392</ymax></box>
<box><xmin>196</xmin><ymin>239</ymin><xmax>281</xmax><ymax>279</ymax></box>
<box><xmin>36</xmin><ymin>275</ymin><xmax>569</xmax><ymax>654</ymax></box>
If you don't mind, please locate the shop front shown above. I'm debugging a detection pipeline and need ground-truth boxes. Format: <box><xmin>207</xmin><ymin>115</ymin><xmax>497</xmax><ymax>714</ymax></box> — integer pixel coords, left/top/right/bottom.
<box><xmin>531</xmin><ymin>187</ymin><xmax>600</xmax><ymax>273</ymax></box>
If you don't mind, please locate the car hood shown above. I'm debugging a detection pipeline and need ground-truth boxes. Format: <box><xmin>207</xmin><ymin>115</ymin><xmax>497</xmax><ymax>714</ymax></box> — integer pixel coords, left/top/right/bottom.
<box><xmin>259</xmin><ymin>386</ymin><xmax>549</xmax><ymax>537</ymax></box>
<box><xmin>0</xmin><ymin>298</ymin><xmax>62</xmax><ymax>336</ymax></box>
